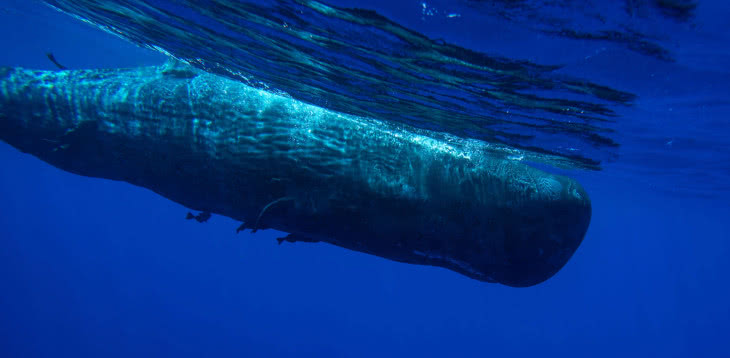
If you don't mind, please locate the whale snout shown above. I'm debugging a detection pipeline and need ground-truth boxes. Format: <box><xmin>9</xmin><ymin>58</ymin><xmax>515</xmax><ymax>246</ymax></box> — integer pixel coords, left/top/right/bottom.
<box><xmin>495</xmin><ymin>176</ymin><xmax>592</xmax><ymax>287</ymax></box>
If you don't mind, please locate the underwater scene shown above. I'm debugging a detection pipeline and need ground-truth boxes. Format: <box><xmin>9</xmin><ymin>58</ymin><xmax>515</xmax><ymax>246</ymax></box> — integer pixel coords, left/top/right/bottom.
<box><xmin>0</xmin><ymin>0</ymin><xmax>728</xmax><ymax>356</ymax></box>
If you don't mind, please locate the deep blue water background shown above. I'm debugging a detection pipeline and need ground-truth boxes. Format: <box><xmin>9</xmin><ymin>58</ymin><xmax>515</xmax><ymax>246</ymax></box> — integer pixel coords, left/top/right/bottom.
<box><xmin>1</xmin><ymin>1</ymin><xmax>729</xmax><ymax>357</ymax></box>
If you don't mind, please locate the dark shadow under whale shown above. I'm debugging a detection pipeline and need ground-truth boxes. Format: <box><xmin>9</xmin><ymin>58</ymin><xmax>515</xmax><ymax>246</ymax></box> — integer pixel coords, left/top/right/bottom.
<box><xmin>0</xmin><ymin>61</ymin><xmax>591</xmax><ymax>287</ymax></box>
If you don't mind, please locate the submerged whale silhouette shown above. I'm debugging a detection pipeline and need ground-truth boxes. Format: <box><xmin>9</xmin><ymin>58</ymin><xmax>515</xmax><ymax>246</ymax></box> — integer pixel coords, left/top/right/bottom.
<box><xmin>0</xmin><ymin>61</ymin><xmax>591</xmax><ymax>287</ymax></box>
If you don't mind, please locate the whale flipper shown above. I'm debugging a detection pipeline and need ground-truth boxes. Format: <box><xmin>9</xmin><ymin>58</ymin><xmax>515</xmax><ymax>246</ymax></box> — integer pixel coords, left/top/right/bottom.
<box><xmin>251</xmin><ymin>197</ymin><xmax>294</xmax><ymax>233</ymax></box>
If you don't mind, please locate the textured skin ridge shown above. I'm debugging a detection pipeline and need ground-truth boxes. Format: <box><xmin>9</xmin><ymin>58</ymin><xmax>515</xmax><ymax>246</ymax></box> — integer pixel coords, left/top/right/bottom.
<box><xmin>0</xmin><ymin>63</ymin><xmax>591</xmax><ymax>287</ymax></box>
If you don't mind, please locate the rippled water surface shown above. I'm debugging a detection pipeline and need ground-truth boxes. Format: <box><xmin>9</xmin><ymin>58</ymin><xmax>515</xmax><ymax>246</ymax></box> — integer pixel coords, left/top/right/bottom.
<box><xmin>38</xmin><ymin>0</ymin><xmax>730</xmax><ymax>194</ymax></box>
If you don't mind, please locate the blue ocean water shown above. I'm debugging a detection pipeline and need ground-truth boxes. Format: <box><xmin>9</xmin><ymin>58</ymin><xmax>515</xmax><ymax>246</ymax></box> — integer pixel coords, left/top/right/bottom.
<box><xmin>0</xmin><ymin>0</ymin><xmax>728</xmax><ymax>357</ymax></box>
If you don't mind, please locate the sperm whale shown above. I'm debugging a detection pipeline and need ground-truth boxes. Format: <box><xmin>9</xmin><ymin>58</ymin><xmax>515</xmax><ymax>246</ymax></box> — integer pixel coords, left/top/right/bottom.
<box><xmin>0</xmin><ymin>61</ymin><xmax>591</xmax><ymax>287</ymax></box>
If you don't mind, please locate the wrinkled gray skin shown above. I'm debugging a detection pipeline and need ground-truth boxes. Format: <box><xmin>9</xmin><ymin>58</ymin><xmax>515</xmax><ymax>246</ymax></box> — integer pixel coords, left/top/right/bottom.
<box><xmin>0</xmin><ymin>61</ymin><xmax>591</xmax><ymax>287</ymax></box>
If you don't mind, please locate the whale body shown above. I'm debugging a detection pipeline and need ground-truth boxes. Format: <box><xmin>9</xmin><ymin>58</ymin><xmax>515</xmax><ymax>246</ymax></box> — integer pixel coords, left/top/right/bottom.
<box><xmin>0</xmin><ymin>62</ymin><xmax>591</xmax><ymax>287</ymax></box>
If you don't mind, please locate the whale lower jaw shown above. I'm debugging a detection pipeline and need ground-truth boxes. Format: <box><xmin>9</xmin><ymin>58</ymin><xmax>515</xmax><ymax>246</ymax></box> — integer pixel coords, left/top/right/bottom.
<box><xmin>0</xmin><ymin>62</ymin><xmax>591</xmax><ymax>287</ymax></box>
